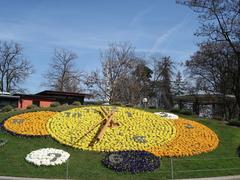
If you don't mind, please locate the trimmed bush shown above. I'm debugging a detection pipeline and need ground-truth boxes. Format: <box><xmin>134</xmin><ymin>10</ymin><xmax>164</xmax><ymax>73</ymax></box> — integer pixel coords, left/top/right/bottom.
<box><xmin>72</xmin><ymin>101</ymin><xmax>81</xmax><ymax>106</ymax></box>
<box><xmin>125</xmin><ymin>104</ymin><xmax>133</xmax><ymax>107</ymax></box>
<box><xmin>180</xmin><ymin>109</ymin><xmax>192</xmax><ymax>115</ymax></box>
<box><xmin>1</xmin><ymin>105</ymin><xmax>13</xmax><ymax>112</ymax></box>
<box><xmin>148</xmin><ymin>106</ymin><xmax>156</xmax><ymax>109</ymax></box>
<box><xmin>111</xmin><ymin>102</ymin><xmax>122</xmax><ymax>106</ymax></box>
<box><xmin>50</xmin><ymin>102</ymin><xmax>61</xmax><ymax>107</ymax></box>
<box><xmin>26</xmin><ymin>104</ymin><xmax>39</xmax><ymax>110</ymax></box>
<box><xmin>170</xmin><ymin>108</ymin><xmax>180</xmax><ymax>113</ymax></box>
<box><xmin>227</xmin><ymin>120</ymin><xmax>240</xmax><ymax>127</ymax></box>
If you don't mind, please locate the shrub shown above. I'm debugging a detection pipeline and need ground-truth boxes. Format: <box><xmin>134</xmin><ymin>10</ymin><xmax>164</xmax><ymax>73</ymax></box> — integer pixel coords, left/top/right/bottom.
<box><xmin>227</xmin><ymin>120</ymin><xmax>240</xmax><ymax>127</ymax></box>
<box><xmin>72</xmin><ymin>101</ymin><xmax>82</xmax><ymax>106</ymax></box>
<box><xmin>111</xmin><ymin>102</ymin><xmax>122</xmax><ymax>106</ymax></box>
<box><xmin>1</xmin><ymin>105</ymin><xmax>13</xmax><ymax>112</ymax></box>
<box><xmin>125</xmin><ymin>104</ymin><xmax>133</xmax><ymax>107</ymax></box>
<box><xmin>180</xmin><ymin>109</ymin><xmax>192</xmax><ymax>115</ymax></box>
<box><xmin>148</xmin><ymin>106</ymin><xmax>156</xmax><ymax>109</ymax></box>
<box><xmin>26</xmin><ymin>104</ymin><xmax>39</xmax><ymax>110</ymax></box>
<box><xmin>170</xmin><ymin>108</ymin><xmax>180</xmax><ymax>113</ymax></box>
<box><xmin>50</xmin><ymin>102</ymin><xmax>61</xmax><ymax>107</ymax></box>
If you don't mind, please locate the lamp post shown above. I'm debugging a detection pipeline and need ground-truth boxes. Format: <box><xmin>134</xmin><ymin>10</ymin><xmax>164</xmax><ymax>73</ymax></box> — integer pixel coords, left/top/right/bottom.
<box><xmin>142</xmin><ymin>98</ymin><xmax>148</xmax><ymax>109</ymax></box>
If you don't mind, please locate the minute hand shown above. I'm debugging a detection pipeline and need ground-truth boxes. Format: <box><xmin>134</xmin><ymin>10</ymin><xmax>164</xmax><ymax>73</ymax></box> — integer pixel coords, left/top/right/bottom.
<box><xmin>96</xmin><ymin>108</ymin><xmax>114</xmax><ymax>140</ymax></box>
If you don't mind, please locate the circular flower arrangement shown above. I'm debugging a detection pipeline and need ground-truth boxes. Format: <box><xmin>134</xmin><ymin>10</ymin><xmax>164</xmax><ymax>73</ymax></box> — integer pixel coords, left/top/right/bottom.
<box><xmin>146</xmin><ymin>118</ymin><xmax>219</xmax><ymax>157</ymax></box>
<box><xmin>154</xmin><ymin>112</ymin><xmax>179</xmax><ymax>120</ymax></box>
<box><xmin>46</xmin><ymin>106</ymin><xmax>219</xmax><ymax>156</ymax></box>
<box><xmin>102</xmin><ymin>151</ymin><xmax>160</xmax><ymax>173</ymax></box>
<box><xmin>4</xmin><ymin>111</ymin><xmax>58</xmax><ymax>136</ymax></box>
<box><xmin>47</xmin><ymin>106</ymin><xmax>177</xmax><ymax>152</ymax></box>
<box><xmin>0</xmin><ymin>139</ymin><xmax>8</xmax><ymax>147</ymax></box>
<box><xmin>25</xmin><ymin>148</ymin><xmax>70</xmax><ymax>166</ymax></box>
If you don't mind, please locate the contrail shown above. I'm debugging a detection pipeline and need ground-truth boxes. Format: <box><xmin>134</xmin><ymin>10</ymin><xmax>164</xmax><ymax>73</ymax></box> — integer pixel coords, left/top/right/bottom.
<box><xmin>149</xmin><ymin>14</ymin><xmax>190</xmax><ymax>54</ymax></box>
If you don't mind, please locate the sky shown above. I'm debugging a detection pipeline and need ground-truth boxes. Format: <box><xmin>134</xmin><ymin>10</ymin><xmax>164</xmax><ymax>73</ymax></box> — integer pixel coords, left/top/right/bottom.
<box><xmin>0</xmin><ymin>0</ymin><xmax>200</xmax><ymax>93</ymax></box>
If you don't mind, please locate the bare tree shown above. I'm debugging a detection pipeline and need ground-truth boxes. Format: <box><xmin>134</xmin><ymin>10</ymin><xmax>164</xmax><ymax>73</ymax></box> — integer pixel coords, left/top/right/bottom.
<box><xmin>85</xmin><ymin>42</ymin><xmax>136</xmax><ymax>103</ymax></box>
<box><xmin>177</xmin><ymin>0</ymin><xmax>240</xmax><ymax>118</ymax></box>
<box><xmin>0</xmin><ymin>41</ymin><xmax>33</xmax><ymax>93</ymax></box>
<box><xmin>43</xmin><ymin>48</ymin><xmax>82</xmax><ymax>92</ymax></box>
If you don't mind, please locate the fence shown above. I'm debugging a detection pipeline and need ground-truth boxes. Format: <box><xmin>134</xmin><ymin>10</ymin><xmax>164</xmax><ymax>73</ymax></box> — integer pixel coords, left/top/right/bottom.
<box><xmin>0</xmin><ymin>155</ymin><xmax>239</xmax><ymax>179</ymax></box>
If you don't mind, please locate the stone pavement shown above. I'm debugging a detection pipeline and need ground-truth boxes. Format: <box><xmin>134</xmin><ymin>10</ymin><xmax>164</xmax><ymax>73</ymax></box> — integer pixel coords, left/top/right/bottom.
<box><xmin>1</xmin><ymin>175</ymin><xmax>240</xmax><ymax>180</ymax></box>
<box><xmin>177</xmin><ymin>175</ymin><xmax>240</xmax><ymax>180</ymax></box>
<box><xmin>0</xmin><ymin>177</ymin><xmax>65</xmax><ymax>180</ymax></box>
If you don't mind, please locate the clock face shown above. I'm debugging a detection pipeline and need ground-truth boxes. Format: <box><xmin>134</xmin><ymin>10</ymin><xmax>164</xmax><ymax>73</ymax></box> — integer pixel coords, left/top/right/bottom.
<box><xmin>46</xmin><ymin>106</ymin><xmax>177</xmax><ymax>152</ymax></box>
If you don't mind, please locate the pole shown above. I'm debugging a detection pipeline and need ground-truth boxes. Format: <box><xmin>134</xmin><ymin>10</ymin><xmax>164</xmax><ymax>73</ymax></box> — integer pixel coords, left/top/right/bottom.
<box><xmin>66</xmin><ymin>159</ymin><xmax>69</xmax><ymax>180</ymax></box>
<box><xmin>170</xmin><ymin>158</ymin><xmax>174</xmax><ymax>180</ymax></box>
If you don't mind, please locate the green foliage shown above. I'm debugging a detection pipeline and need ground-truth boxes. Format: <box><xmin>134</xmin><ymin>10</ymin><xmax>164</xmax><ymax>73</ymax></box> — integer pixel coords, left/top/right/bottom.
<box><xmin>227</xmin><ymin>120</ymin><xmax>240</xmax><ymax>127</ymax></box>
<box><xmin>50</xmin><ymin>102</ymin><xmax>61</xmax><ymax>107</ymax></box>
<box><xmin>148</xmin><ymin>106</ymin><xmax>156</xmax><ymax>109</ymax></box>
<box><xmin>170</xmin><ymin>107</ymin><xmax>181</xmax><ymax>113</ymax></box>
<box><xmin>125</xmin><ymin>104</ymin><xmax>133</xmax><ymax>107</ymax></box>
<box><xmin>72</xmin><ymin>101</ymin><xmax>82</xmax><ymax>106</ymax></box>
<box><xmin>26</xmin><ymin>104</ymin><xmax>39</xmax><ymax>110</ymax></box>
<box><xmin>180</xmin><ymin>109</ymin><xmax>192</xmax><ymax>115</ymax></box>
<box><xmin>1</xmin><ymin>105</ymin><xmax>13</xmax><ymax>112</ymax></box>
<box><xmin>111</xmin><ymin>102</ymin><xmax>122</xmax><ymax>106</ymax></box>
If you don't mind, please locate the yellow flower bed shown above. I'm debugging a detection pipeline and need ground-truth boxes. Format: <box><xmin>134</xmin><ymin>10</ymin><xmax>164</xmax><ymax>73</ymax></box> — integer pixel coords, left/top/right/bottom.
<box><xmin>47</xmin><ymin>106</ymin><xmax>177</xmax><ymax>152</ymax></box>
<box><xmin>4</xmin><ymin>111</ymin><xmax>58</xmax><ymax>136</ymax></box>
<box><xmin>146</xmin><ymin>118</ymin><xmax>219</xmax><ymax>157</ymax></box>
<box><xmin>4</xmin><ymin>106</ymin><xmax>219</xmax><ymax>157</ymax></box>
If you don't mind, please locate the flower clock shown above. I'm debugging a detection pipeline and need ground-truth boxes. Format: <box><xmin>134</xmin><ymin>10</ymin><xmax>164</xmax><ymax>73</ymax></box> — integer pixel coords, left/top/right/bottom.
<box><xmin>46</xmin><ymin>106</ymin><xmax>219</xmax><ymax>157</ymax></box>
<box><xmin>3</xmin><ymin>106</ymin><xmax>219</xmax><ymax>173</ymax></box>
<box><xmin>3</xmin><ymin>111</ymin><xmax>58</xmax><ymax>136</ymax></box>
<box><xmin>25</xmin><ymin>148</ymin><xmax>70</xmax><ymax>166</ymax></box>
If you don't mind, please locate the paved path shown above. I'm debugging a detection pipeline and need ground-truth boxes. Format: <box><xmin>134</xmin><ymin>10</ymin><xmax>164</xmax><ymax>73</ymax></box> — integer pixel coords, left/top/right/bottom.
<box><xmin>0</xmin><ymin>177</ymin><xmax>66</xmax><ymax>180</ymax></box>
<box><xmin>1</xmin><ymin>175</ymin><xmax>240</xmax><ymax>180</ymax></box>
<box><xmin>177</xmin><ymin>175</ymin><xmax>240</xmax><ymax>180</ymax></box>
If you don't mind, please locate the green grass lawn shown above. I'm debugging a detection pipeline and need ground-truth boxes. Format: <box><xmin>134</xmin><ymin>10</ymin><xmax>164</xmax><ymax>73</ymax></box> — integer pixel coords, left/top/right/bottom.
<box><xmin>0</xmin><ymin>107</ymin><xmax>240</xmax><ymax>180</ymax></box>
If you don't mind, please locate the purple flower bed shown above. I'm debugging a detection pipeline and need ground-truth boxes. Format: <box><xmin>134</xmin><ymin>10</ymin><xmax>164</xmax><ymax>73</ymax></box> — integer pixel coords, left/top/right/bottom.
<box><xmin>102</xmin><ymin>150</ymin><xmax>160</xmax><ymax>173</ymax></box>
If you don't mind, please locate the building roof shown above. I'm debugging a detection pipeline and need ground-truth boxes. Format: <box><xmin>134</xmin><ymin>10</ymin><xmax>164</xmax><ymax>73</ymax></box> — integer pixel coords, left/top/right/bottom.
<box><xmin>0</xmin><ymin>94</ymin><xmax>20</xmax><ymax>99</ymax></box>
<box><xmin>36</xmin><ymin>90</ymin><xmax>91</xmax><ymax>98</ymax></box>
<box><xmin>13</xmin><ymin>94</ymin><xmax>56</xmax><ymax>100</ymax></box>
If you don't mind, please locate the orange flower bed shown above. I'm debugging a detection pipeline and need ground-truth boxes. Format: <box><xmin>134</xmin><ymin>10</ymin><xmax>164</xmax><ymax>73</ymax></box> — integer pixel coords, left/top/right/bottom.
<box><xmin>4</xmin><ymin>111</ymin><xmax>58</xmax><ymax>136</ymax></box>
<box><xmin>146</xmin><ymin>118</ymin><xmax>219</xmax><ymax>157</ymax></box>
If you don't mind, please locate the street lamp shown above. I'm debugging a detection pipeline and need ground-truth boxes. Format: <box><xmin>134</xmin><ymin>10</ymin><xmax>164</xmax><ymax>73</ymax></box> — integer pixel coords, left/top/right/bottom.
<box><xmin>142</xmin><ymin>98</ymin><xmax>148</xmax><ymax>109</ymax></box>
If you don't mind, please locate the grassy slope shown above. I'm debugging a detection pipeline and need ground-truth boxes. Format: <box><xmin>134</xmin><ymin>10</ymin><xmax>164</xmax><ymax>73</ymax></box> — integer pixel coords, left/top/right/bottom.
<box><xmin>0</xmin><ymin>107</ymin><xmax>239</xmax><ymax>180</ymax></box>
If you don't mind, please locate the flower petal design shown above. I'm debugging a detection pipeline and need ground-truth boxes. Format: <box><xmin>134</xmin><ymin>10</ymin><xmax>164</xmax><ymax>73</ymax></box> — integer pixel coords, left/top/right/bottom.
<box><xmin>25</xmin><ymin>148</ymin><xmax>70</xmax><ymax>166</ymax></box>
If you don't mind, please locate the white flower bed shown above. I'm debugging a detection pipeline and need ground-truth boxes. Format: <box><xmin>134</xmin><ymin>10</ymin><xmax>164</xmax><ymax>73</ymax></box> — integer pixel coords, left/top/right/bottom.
<box><xmin>154</xmin><ymin>112</ymin><xmax>179</xmax><ymax>120</ymax></box>
<box><xmin>25</xmin><ymin>148</ymin><xmax>70</xmax><ymax>166</ymax></box>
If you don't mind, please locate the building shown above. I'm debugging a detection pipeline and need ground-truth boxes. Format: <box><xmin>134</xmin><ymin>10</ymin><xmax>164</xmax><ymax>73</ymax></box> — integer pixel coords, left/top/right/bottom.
<box><xmin>175</xmin><ymin>94</ymin><xmax>237</xmax><ymax>120</ymax></box>
<box><xmin>0</xmin><ymin>90</ymin><xmax>91</xmax><ymax>109</ymax></box>
<box><xmin>0</xmin><ymin>94</ymin><xmax>20</xmax><ymax>109</ymax></box>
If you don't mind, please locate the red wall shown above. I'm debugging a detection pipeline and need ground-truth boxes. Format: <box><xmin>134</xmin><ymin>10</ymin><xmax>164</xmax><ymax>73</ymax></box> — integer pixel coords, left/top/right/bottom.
<box><xmin>40</xmin><ymin>100</ymin><xmax>53</xmax><ymax>108</ymax></box>
<box><xmin>18</xmin><ymin>99</ymin><xmax>54</xmax><ymax>109</ymax></box>
<box><xmin>19</xmin><ymin>99</ymin><xmax>33</xmax><ymax>109</ymax></box>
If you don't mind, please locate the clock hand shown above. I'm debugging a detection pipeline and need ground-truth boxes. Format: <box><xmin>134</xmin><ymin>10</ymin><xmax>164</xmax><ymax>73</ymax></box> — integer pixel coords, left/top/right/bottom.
<box><xmin>100</xmin><ymin>107</ymin><xmax>119</xmax><ymax>128</ymax></box>
<box><xmin>71</xmin><ymin>107</ymin><xmax>114</xmax><ymax>146</ymax></box>
<box><xmin>88</xmin><ymin>107</ymin><xmax>117</xmax><ymax>147</ymax></box>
